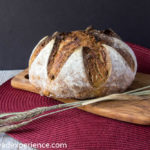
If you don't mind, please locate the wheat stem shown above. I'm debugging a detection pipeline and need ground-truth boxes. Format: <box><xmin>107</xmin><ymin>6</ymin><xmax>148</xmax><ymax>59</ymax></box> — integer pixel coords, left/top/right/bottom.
<box><xmin>0</xmin><ymin>85</ymin><xmax>150</xmax><ymax>133</ymax></box>
<box><xmin>0</xmin><ymin>105</ymin><xmax>80</xmax><ymax>133</ymax></box>
<box><xmin>124</xmin><ymin>85</ymin><xmax>150</xmax><ymax>94</ymax></box>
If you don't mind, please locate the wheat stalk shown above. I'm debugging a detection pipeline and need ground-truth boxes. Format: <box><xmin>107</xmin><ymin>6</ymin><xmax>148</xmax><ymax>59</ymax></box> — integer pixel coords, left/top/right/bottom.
<box><xmin>0</xmin><ymin>85</ymin><xmax>150</xmax><ymax>133</ymax></box>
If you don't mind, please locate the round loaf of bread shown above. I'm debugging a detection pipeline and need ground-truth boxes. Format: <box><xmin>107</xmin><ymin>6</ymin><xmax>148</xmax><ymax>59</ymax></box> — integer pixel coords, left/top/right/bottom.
<box><xmin>29</xmin><ymin>27</ymin><xmax>137</xmax><ymax>99</ymax></box>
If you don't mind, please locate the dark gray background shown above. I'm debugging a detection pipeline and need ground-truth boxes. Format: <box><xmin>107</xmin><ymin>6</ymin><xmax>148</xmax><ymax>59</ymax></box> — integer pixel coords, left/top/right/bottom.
<box><xmin>0</xmin><ymin>0</ymin><xmax>150</xmax><ymax>69</ymax></box>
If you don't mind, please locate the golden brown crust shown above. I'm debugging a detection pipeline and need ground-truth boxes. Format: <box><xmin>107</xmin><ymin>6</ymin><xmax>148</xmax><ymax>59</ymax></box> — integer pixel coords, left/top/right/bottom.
<box><xmin>85</xmin><ymin>26</ymin><xmax>121</xmax><ymax>39</ymax></box>
<box><xmin>47</xmin><ymin>32</ymin><xmax>79</xmax><ymax>80</ymax></box>
<box><xmin>86</xmin><ymin>28</ymin><xmax>135</xmax><ymax>71</ymax></box>
<box><xmin>47</xmin><ymin>31</ymin><xmax>107</xmax><ymax>81</ymax></box>
<box><xmin>29</xmin><ymin>36</ymin><xmax>52</xmax><ymax>68</ymax></box>
<box><xmin>82</xmin><ymin>46</ymin><xmax>110</xmax><ymax>88</ymax></box>
<box><xmin>29</xmin><ymin>27</ymin><xmax>137</xmax><ymax>99</ymax></box>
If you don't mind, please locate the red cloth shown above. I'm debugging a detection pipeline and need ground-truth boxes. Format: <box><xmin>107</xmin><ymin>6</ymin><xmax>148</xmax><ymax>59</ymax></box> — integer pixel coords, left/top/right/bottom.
<box><xmin>0</xmin><ymin>43</ymin><xmax>150</xmax><ymax>150</ymax></box>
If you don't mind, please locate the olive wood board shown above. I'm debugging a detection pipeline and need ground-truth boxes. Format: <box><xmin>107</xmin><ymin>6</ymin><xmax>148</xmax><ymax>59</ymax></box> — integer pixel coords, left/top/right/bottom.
<box><xmin>11</xmin><ymin>69</ymin><xmax>150</xmax><ymax>125</ymax></box>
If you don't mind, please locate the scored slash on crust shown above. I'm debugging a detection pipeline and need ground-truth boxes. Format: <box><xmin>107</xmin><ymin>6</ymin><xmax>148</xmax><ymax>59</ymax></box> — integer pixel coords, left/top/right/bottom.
<box><xmin>29</xmin><ymin>27</ymin><xmax>137</xmax><ymax>99</ymax></box>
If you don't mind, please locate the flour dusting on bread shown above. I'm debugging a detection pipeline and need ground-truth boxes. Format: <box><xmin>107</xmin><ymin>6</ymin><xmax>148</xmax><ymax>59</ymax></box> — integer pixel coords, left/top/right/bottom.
<box><xmin>29</xmin><ymin>27</ymin><xmax>137</xmax><ymax>99</ymax></box>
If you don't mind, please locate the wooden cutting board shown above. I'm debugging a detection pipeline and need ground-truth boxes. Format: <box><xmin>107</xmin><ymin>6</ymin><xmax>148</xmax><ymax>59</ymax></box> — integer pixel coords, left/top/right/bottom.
<box><xmin>11</xmin><ymin>69</ymin><xmax>150</xmax><ymax>125</ymax></box>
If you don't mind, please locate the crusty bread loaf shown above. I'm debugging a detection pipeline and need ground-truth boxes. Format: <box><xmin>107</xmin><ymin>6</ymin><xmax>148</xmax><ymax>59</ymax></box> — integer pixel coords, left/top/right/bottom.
<box><xmin>29</xmin><ymin>27</ymin><xmax>137</xmax><ymax>99</ymax></box>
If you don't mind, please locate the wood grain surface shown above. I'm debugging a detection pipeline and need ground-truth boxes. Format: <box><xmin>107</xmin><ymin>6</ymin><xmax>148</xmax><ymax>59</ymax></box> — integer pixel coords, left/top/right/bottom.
<box><xmin>11</xmin><ymin>69</ymin><xmax>150</xmax><ymax>125</ymax></box>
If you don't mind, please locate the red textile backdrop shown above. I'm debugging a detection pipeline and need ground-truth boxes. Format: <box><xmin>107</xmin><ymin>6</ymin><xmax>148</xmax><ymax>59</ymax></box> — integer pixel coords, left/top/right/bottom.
<box><xmin>0</xmin><ymin>43</ymin><xmax>150</xmax><ymax>150</ymax></box>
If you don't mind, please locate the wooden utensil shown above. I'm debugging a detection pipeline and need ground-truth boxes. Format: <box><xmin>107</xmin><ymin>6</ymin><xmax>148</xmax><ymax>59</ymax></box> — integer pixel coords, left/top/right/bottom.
<box><xmin>11</xmin><ymin>69</ymin><xmax>150</xmax><ymax>125</ymax></box>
